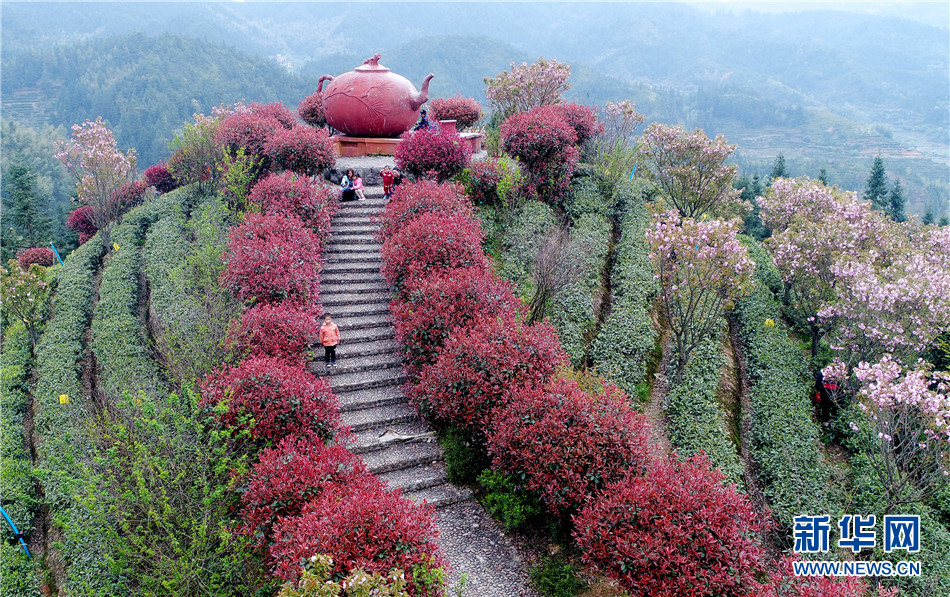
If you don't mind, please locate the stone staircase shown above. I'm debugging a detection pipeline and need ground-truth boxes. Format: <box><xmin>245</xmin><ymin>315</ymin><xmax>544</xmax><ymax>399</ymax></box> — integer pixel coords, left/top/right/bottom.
<box><xmin>313</xmin><ymin>186</ymin><xmax>472</xmax><ymax>508</ymax></box>
<box><xmin>314</xmin><ymin>179</ymin><xmax>539</xmax><ymax>596</ymax></box>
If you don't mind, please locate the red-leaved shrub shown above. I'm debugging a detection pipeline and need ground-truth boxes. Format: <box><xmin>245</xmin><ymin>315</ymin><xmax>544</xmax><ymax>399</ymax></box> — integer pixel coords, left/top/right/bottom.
<box><xmin>263</xmin><ymin>126</ymin><xmax>336</xmax><ymax>176</ymax></box>
<box><xmin>574</xmin><ymin>454</ymin><xmax>769</xmax><ymax>597</ymax></box>
<box><xmin>429</xmin><ymin>95</ymin><xmax>483</xmax><ymax>129</ymax></box>
<box><xmin>216</xmin><ymin>104</ymin><xmax>295</xmax><ymax>172</ymax></box>
<box><xmin>226</xmin><ymin>302</ymin><xmax>321</xmax><ymax>366</ymax></box>
<box><xmin>16</xmin><ymin>247</ymin><xmax>56</xmax><ymax>269</ymax></box>
<box><xmin>463</xmin><ymin>158</ymin><xmax>503</xmax><ymax>206</ymax></box>
<box><xmin>269</xmin><ymin>476</ymin><xmax>446</xmax><ymax>596</ymax></box>
<box><xmin>380</xmin><ymin>210</ymin><xmax>487</xmax><ymax>292</ymax></box>
<box><xmin>298</xmin><ymin>92</ymin><xmax>327</xmax><ymax>128</ymax></box>
<box><xmin>411</xmin><ymin>318</ymin><xmax>566</xmax><ymax>434</ymax></box>
<box><xmin>394</xmin><ymin>126</ymin><xmax>470</xmax><ymax>182</ymax></box>
<box><xmin>144</xmin><ymin>162</ymin><xmax>179</xmax><ymax>194</ymax></box>
<box><xmin>249</xmin><ymin>102</ymin><xmax>298</xmax><ymax>130</ymax></box>
<box><xmin>391</xmin><ymin>267</ymin><xmax>523</xmax><ymax>376</ymax></box>
<box><xmin>501</xmin><ymin>104</ymin><xmax>580</xmax><ymax>204</ymax></box>
<box><xmin>66</xmin><ymin>205</ymin><xmax>98</xmax><ymax>245</ymax></box>
<box><xmin>488</xmin><ymin>377</ymin><xmax>650</xmax><ymax>516</ymax></box>
<box><xmin>760</xmin><ymin>555</ymin><xmax>866</xmax><ymax>597</ymax></box>
<box><xmin>552</xmin><ymin>103</ymin><xmax>603</xmax><ymax>146</ymax></box>
<box><xmin>110</xmin><ymin>179</ymin><xmax>150</xmax><ymax>214</ymax></box>
<box><xmin>247</xmin><ymin>172</ymin><xmax>337</xmax><ymax>239</ymax></box>
<box><xmin>199</xmin><ymin>355</ymin><xmax>340</xmax><ymax>446</ymax></box>
<box><xmin>220</xmin><ymin>213</ymin><xmax>322</xmax><ymax>304</ymax></box>
<box><xmin>375</xmin><ymin>179</ymin><xmax>473</xmax><ymax>240</ymax></box>
<box><xmin>239</xmin><ymin>436</ymin><xmax>365</xmax><ymax>549</ymax></box>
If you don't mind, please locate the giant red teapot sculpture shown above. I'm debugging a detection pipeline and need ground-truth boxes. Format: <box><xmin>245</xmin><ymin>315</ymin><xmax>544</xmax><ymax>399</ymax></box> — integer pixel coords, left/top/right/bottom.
<box><xmin>317</xmin><ymin>54</ymin><xmax>434</xmax><ymax>138</ymax></box>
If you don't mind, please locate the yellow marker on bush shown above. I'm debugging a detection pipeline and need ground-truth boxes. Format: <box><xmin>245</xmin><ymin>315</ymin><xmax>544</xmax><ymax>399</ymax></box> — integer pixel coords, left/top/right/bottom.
<box><xmin>764</xmin><ymin>318</ymin><xmax>775</xmax><ymax>328</ymax></box>
<box><xmin>113</xmin><ymin>242</ymin><xmax>120</xmax><ymax>251</ymax></box>
<box><xmin>59</xmin><ymin>394</ymin><xmax>69</xmax><ymax>404</ymax></box>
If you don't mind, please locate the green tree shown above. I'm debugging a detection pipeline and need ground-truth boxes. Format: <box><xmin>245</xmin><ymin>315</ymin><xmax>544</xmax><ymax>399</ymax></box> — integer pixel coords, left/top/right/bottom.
<box><xmin>939</xmin><ymin>215</ymin><xmax>949</xmax><ymax>227</ymax></box>
<box><xmin>863</xmin><ymin>155</ymin><xmax>889</xmax><ymax>212</ymax></box>
<box><xmin>768</xmin><ymin>153</ymin><xmax>787</xmax><ymax>181</ymax></box>
<box><xmin>818</xmin><ymin>168</ymin><xmax>829</xmax><ymax>185</ymax></box>
<box><xmin>922</xmin><ymin>207</ymin><xmax>935</xmax><ymax>225</ymax></box>
<box><xmin>2</xmin><ymin>161</ymin><xmax>52</xmax><ymax>251</ymax></box>
<box><xmin>888</xmin><ymin>178</ymin><xmax>906</xmax><ymax>223</ymax></box>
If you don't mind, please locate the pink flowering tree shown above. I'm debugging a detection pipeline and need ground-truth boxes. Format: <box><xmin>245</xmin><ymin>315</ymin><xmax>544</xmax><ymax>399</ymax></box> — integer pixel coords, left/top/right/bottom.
<box><xmin>760</xmin><ymin>178</ymin><xmax>901</xmax><ymax>358</ymax></box>
<box><xmin>166</xmin><ymin>103</ymin><xmax>250</xmax><ymax>194</ymax></box>
<box><xmin>484</xmin><ymin>57</ymin><xmax>571</xmax><ymax>118</ymax></box>
<box><xmin>638</xmin><ymin>123</ymin><xmax>741</xmax><ymax>219</ymax></box>
<box><xmin>0</xmin><ymin>262</ymin><xmax>50</xmax><ymax>353</ymax></box>
<box><xmin>647</xmin><ymin>210</ymin><xmax>755</xmax><ymax>381</ymax></box>
<box><xmin>586</xmin><ymin>100</ymin><xmax>645</xmax><ymax>193</ymax></box>
<box><xmin>55</xmin><ymin>117</ymin><xmax>138</xmax><ymax>247</ymax></box>
<box><xmin>825</xmin><ymin>356</ymin><xmax>950</xmax><ymax>513</ymax></box>
<box><xmin>819</xmin><ymin>227</ymin><xmax>950</xmax><ymax>368</ymax></box>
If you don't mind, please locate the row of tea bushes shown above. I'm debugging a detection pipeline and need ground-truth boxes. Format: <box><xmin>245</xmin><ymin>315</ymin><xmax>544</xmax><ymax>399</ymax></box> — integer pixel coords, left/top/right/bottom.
<box><xmin>731</xmin><ymin>244</ymin><xmax>835</xmax><ymax>532</ymax></box>
<box><xmin>664</xmin><ymin>326</ymin><xmax>744</xmax><ymax>486</ymax></box>
<box><xmin>589</xmin><ymin>179</ymin><xmax>658</xmax><ymax>398</ymax></box>
<box><xmin>0</xmin><ymin>324</ymin><xmax>41</xmax><ymax>596</ymax></box>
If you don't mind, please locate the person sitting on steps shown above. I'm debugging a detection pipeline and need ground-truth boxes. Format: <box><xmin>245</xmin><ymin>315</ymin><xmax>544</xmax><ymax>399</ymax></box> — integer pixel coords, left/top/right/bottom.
<box><xmin>340</xmin><ymin>169</ymin><xmax>356</xmax><ymax>201</ymax></box>
<box><xmin>352</xmin><ymin>171</ymin><xmax>366</xmax><ymax>201</ymax></box>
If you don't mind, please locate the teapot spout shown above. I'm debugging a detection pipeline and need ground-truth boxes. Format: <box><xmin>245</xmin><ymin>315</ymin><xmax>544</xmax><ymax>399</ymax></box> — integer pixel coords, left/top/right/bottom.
<box><xmin>317</xmin><ymin>75</ymin><xmax>334</xmax><ymax>94</ymax></box>
<box><xmin>409</xmin><ymin>74</ymin><xmax>434</xmax><ymax>111</ymax></box>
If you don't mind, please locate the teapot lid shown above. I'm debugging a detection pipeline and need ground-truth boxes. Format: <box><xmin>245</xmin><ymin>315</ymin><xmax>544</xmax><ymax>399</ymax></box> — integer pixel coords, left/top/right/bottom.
<box><xmin>354</xmin><ymin>53</ymin><xmax>391</xmax><ymax>73</ymax></box>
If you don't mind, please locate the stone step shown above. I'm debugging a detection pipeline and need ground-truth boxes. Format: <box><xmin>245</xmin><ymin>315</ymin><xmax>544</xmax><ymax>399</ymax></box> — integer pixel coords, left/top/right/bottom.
<box><xmin>321</xmin><ymin>272</ymin><xmax>387</xmax><ymax>286</ymax></box>
<box><xmin>324</xmin><ymin>252</ymin><xmax>382</xmax><ymax>265</ymax></box>
<box><xmin>312</xmin><ymin>352</ymin><xmax>401</xmax><ymax>376</ymax></box>
<box><xmin>321</xmin><ymin>282</ymin><xmax>390</xmax><ymax>295</ymax></box>
<box><xmin>379</xmin><ymin>461</ymin><xmax>448</xmax><ymax>493</ymax></box>
<box><xmin>341</xmin><ymin>401</ymin><xmax>418</xmax><ymax>432</ymax></box>
<box><xmin>321</xmin><ymin>291</ymin><xmax>391</xmax><ymax>307</ymax></box>
<box><xmin>338</xmin><ymin>385</ymin><xmax>406</xmax><ymax>413</ymax></box>
<box><xmin>322</xmin><ymin>262</ymin><xmax>382</xmax><ymax>274</ymax></box>
<box><xmin>322</xmin><ymin>302</ymin><xmax>390</xmax><ymax>318</ymax></box>
<box><xmin>348</xmin><ymin>420</ymin><xmax>433</xmax><ymax>454</ymax></box>
<box><xmin>329</xmin><ymin>368</ymin><xmax>406</xmax><ymax>393</ymax></box>
<box><xmin>361</xmin><ymin>439</ymin><xmax>443</xmax><ymax>475</ymax></box>
<box><xmin>332</xmin><ymin>224</ymin><xmax>380</xmax><ymax>235</ymax></box>
<box><xmin>330</xmin><ymin>323</ymin><xmax>394</xmax><ymax>342</ymax></box>
<box><xmin>334</xmin><ymin>215</ymin><xmax>381</xmax><ymax>225</ymax></box>
<box><xmin>333</xmin><ymin>313</ymin><xmax>391</xmax><ymax>330</ymax></box>
<box><xmin>325</xmin><ymin>241</ymin><xmax>383</xmax><ymax>252</ymax></box>
<box><xmin>329</xmin><ymin>232</ymin><xmax>378</xmax><ymax>243</ymax></box>
<box><xmin>404</xmin><ymin>484</ymin><xmax>473</xmax><ymax>509</ymax></box>
<box><xmin>325</xmin><ymin>338</ymin><xmax>399</xmax><ymax>359</ymax></box>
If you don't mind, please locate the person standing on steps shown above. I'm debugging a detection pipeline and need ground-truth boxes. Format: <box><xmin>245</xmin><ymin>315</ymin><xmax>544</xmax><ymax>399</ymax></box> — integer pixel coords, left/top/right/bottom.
<box><xmin>380</xmin><ymin>165</ymin><xmax>395</xmax><ymax>199</ymax></box>
<box><xmin>320</xmin><ymin>314</ymin><xmax>340</xmax><ymax>368</ymax></box>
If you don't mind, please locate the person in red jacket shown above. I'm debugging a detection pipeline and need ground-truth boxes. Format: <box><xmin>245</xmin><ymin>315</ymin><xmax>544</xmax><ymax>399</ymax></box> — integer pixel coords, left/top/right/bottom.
<box><xmin>380</xmin><ymin>165</ymin><xmax>395</xmax><ymax>199</ymax></box>
<box><xmin>319</xmin><ymin>314</ymin><xmax>340</xmax><ymax>368</ymax></box>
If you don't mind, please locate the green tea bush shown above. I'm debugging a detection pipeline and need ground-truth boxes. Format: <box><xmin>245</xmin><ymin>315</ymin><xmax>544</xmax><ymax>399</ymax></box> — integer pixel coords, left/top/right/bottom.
<box><xmin>732</xmin><ymin>245</ymin><xmax>833</xmax><ymax>532</ymax></box>
<box><xmin>497</xmin><ymin>200</ymin><xmax>557</xmax><ymax>295</ymax></box>
<box><xmin>563</xmin><ymin>175</ymin><xmax>615</xmax><ymax>222</ymax></box>
<box><xmin>476</xmin><ymin>469</ymin><xmax>543</xmax><ymax>531</ymax></box>
<box><xmin>0</xmin><ymin>324</ymin><xmax>38</xmax><ymax>537</ymax></box>
<box><xmin>589</xmin><ymin>180</ymin><xmax>657</xmax><ymax>396</ymax></box>
<box><xmin>144</xmin><ymin>197</ymin><xmax>238</xmax><ymax>384</ymax></box>
<box><xmin>529</xmin><ymin>556</ymin><xmax>586</xmax><ymax>597</ymax></box>
<box><xmin>664</xmin><ymin>327</ymin><xmax>743</xmax><ymax>486</ymax></box>
<box><xmin>79</xmin><ymin>389</ymin><xmax>262</xmax><ymax>596</ymax></box>
<box><xmin>0</xmin><ymin>324</ymin><xmax>41</xmax><ymax>596</ymax></box>
<box><xmin>439</xmin><ymin>427</ymin><xmax>490</xmax><ymax>485</ymax></box>
<box><xmin>547</xmin><ymin>213</ymin><xmax>610</xmax><ymax>366</ymax></box>
<box><xmin>91</xmin><ymin>221</ymin><xmax>167</xmax><ymax>403</ymax></box>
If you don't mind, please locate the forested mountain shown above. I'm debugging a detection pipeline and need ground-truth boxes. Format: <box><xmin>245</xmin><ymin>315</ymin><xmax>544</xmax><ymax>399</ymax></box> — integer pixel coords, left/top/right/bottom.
<box><xmin>1</xmin><ymin>2</ymin><xmax>947</xmax><ymax>215</ymax></box>
<box><xmin>2</xmin><ymin>33</ymin><xmax>312</xmax><ymax>166</ymax></box>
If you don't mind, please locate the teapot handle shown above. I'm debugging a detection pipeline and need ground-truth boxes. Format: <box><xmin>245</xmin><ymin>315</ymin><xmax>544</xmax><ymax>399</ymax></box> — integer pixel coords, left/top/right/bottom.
<box><xmin>317</xmin><ymin>75</ymin><xmax>334</xmax><ymax>94</ymax></box>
